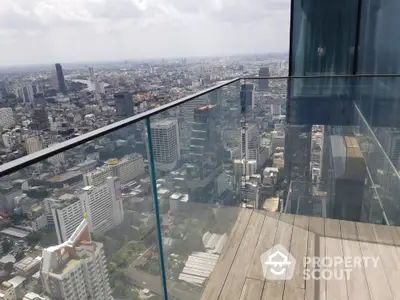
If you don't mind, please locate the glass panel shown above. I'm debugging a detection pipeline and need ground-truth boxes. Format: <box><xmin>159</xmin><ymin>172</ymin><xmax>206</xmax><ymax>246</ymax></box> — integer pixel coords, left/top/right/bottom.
<box><xmin>290</xmin><ymin>0</ymin><xmax>359</xmax><ymax>76</ymax></box>
<box><xmin>285</xmin><ymin>76</ymin><xmax>400</xmax><ymax>224</ymax></box>
<box><xmin>0</xmin><ymin>120</ymin><xmax>166</xmax><ymax>299</ymax></box>
<box><xmin>149</xmin><ymin>83</ymin><xmax>245</xmax><ymax>298</ymax></box>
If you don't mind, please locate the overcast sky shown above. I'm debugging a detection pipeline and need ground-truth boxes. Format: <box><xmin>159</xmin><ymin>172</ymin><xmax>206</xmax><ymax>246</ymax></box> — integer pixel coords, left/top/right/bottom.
<box><xmin>0</xmin><ymin>0</ymin><xmax>290</xmax><ymax>66</ymax></box>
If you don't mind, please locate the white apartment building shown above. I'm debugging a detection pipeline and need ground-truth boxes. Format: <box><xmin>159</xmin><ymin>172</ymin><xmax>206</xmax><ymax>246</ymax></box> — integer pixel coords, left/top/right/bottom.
<box><xmin>150</xmin><ymin>119</ymin><xmax>181</xmax><ymax>171</ymax></box>
<box><xmin>79</xmin><ymin>177</ymin><xmax>123</xmax><ymax>237</ymax></box>
<box><xmin>41</xmin><ymin>219</ymin><xmax>112</xmax><ymax>300</ymax></box>
<box><xmin>51</xmin><ymin>196</ymin><xmax>84</xmax><ymax>244</ymax></box>
<box><xmin>0</xmin><ymin>108</ymin><xmax>15</xmax><ymax>129</ymax></box>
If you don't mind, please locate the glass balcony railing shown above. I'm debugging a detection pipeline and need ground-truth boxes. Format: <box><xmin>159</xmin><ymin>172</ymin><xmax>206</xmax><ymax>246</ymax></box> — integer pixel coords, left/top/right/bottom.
<box><xmin>1</xmin><ymin>75</ymin><xmax>400</xmax><ymax>300</ymax></box>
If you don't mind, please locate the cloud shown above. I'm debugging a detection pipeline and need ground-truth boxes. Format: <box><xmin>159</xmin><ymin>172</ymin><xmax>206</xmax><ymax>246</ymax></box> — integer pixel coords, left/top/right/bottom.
<box><xmin>0</xmin><ymin>0</ymin><xmax>290</xmax><ymax>66</ymax></box>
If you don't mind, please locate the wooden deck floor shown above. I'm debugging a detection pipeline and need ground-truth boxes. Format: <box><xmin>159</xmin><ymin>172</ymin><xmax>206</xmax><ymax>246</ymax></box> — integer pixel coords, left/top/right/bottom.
<box><xmin>200</xmin><ymin>209</ymin><xmax>400</xmax><ymax>300</ymax></box>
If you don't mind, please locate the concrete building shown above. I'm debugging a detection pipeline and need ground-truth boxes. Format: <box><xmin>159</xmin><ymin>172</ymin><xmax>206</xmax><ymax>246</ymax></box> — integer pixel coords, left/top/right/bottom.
<box><xmin>79</xmin><ymin>177</ymin><xmax>123</xmax><ymax>237</ymax></box>
<box><xmin>41</xmin><ymin>219</ymin><xmax>111</xmax><ymax>300</ymax></box>
<box><xmin>25</xmin><ymin>136</ymin><xmax>43</xmax><ymax>155</ymax></box>
<box><xmin>240</xmin><ymin>83</ymin><xmax>255</xmax><ymax>110</ymax></box>
<box><xmin>0</xmin><ymin>108</ymin><xmax>15</xmax><ymax>129</ymax></box>
<box><xmin>83</xmin><ymin>167</ymin><xmax>113</xmax><ymax>187</ymax></box>
<box><xmin>55</xmin><ymin>63</ymin><xmax>66</xmax><ymax>92</ymax></box>
<box><xmin>51</xmin><ymin>195</ymin><xmax>84</xmax><ymax>244</ymax></box>
<box><xmin>271</xmin><ymin>130</ymin><xmax>285</xmax><ymax>153</ymax></box>
<box><xmin>259</xmin><ymin>67</ymin><xmax>270</xmax><ymax>91</ymax></box>
<box><xmin>104</xmin><ymin>155</ymin><xmax>145</xmax><ymax>184</ymax></box>
<box><xmin>150</xmin><ymin>119</ymin><xmax>180</xmax><ymax>171</ymax></box>
<box><xmin>0</xmin><ymin>281</ymin><xmax>16</xmax><ymax>300</ymax></box>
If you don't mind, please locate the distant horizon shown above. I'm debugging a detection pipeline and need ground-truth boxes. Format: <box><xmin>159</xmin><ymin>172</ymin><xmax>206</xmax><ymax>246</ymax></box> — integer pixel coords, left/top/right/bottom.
<box><xmin>0</xmin><ymin>52</ymin><xmax>289</xmax><ymax>71</ymax></box>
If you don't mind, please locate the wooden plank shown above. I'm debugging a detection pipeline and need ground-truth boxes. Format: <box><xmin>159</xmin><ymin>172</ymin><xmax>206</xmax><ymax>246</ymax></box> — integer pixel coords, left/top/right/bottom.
<box><xmin>373</xmin><ymin>224</ymin><xmax>400</xmax><ymax>270</ymax></box>
<box><xmin>305</xmin><ymin>217</ymin><xmax>325</xmax><ymax>300</ymax></box>
<box><xmin>324</xmin><ymin>219</ymin><xmax>348</xmax><ymax>300</ymax></box>
<box><xmin>339</xmin><ymin>220</ymin><xmax>371</xmax><ymax>300</ymax></box>
<box><xmin>261</xmin><ymin>282</ymin><xmax>284</xmax><ymax>300</ymax></box>
<box><xmin>238</xmin><ymin>278</ymin><xmax>264</xmax><ymax>300</ymax></box>
<box><xmin>283</xmin><ymin>285</ymin><xmax>305</xmax><ymax>300</ymax></box>
<box><xmin>356</xmin><ymin>222</ymin><xmax>393</xmax><ymax>300</ymax></box>
<box><xmin>219</xmin><ymin>211</ymin><xmax>265</xmax><ymax>300</ymax></box>
<box><xmin>200</xmin><ymin>209</ymin><xmax>252</xmax><ymax>300</ymax></box>
<box><xmin>264</xmin><ymin>213</ymin><xmax>295</xmax><ymax>286</ymax></box>
<box><xmin>247</xmin><ymin>214</ymin><xmax>280</xmax><ymax>280</ymax></box>
<box><xmin>388</xmin><ymin>226</ymin><xmax>400</xmax><ymax>246</ymax></box>
<box><xmin>286</xmin><ymin>215</ymin><xmax>309</xmax><ymax>289</ymax></box>
<box><xmin>274</xmin><ymin>213</ymin><xmax>295</xmax><ymax>249</ymax></box>
<box><xmin>372</xmin><ymin>224</ymin><xmax>400</xmax><ymax>299</ymax></box>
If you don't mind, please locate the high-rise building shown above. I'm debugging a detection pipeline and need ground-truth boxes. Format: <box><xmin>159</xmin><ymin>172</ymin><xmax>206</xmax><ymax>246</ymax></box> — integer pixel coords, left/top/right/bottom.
<box><xmin>240</xmin><ymin>83</ymin><xmax>255</xmax><ymax>111</ymax></box>
<box><xmin>22</xmin><ymin>84</ymin><xmax>34</xmax><ymax>104</ymax></box>
<box><xmin>41</xmin><ymin>219</ymin><xmax>111</xmax><ymax>300</ymax></box>
<box><xmin>240</xmin><ymin>123</ymin><xmax>260</xmax><ymax>161</ymax></box>
<box><xmin>270</xmin><ymin>104</ymin><xmax>282</xmax><ymax>116</ymax></box>
<box><xmin>79</xmin><ymin>177</ymin><xmax>123</xmax><ymax>237</ymax></box>
<box><xmin>95</xmin><ymin>81</ymin><xmax>105</xmax><ymax>94</ymax></box>
<box><xmin>259</xmin><ymin>67</ymin><xmax>270</xmax><ymax>91</ymax></box>
<box><xmin>31</xmin><ymin>106</ymin><xmax>50</xmax><ymax>131</ymax></box>
<box><xmin>114</xmin><ymin>92</ymin><xmax>134</xmax><ymax>117</ymax></box>
<box><xmin>150</xmin><ymin>119</ymin><xmax>180</xmax><ymax>171</ymax></box>
<box><xmin>179</xmin><ymin>95</ymin><xmax>208</xmax><ymax>147</ymax></box>
<box><xmin>0</xmin><ymin>108</ymin><xmax>15</xmax><ymax>129</ymax></box>
<box><xmin>89</xmin><ymin>67</ymin><xmax>95</xmax><ymax>80</ymax></box>
<box><xmin>187</xmin><ymin>104</ymin><xmax>224</xmax><ymax>202</ymax></box>
<box><xmin>55</xmin><ymin>63</ymin><xmax>66</xmax><ymax>92</ymax></box>
<box><xmin>25</xmin><ymin>136</ymin><xmax>43</xmax><ymax>154</ymax></box>
<box><xmin>50</xmin><ymin>195</ymin><xmax>84</xmax><ymax>244</ymax></box>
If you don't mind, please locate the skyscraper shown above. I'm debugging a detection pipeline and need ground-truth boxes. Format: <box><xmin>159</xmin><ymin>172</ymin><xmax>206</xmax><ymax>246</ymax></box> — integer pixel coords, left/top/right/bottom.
<box><xmin>55</xmin><ymin>63</ymin><xmax>66</xmax><ymax>93</ymax></box>
<box><xmin>41</xmin><ymin>219</ymin><xmax>112</xmax><ymax>300</ymax></box>
<box><xmin>89</xmin><ymin>67</ymin><xmax>95</xmax><ymax>80</ymax></box>
<box><xmin>114</xmin><ymin>92</ymin><xmax>134</xmax><ymax>117</ymax></box>
<box><xmin>187</xmin><ymin>104</ymin><xmax>224</xmax><ymax>202</ymax></box>
<box><xmin>150</xmin><ymin>119</ymin><xmax>180</xmax><ymax>171</ymax></box>
<box><xmin>259</xmin><ymin>67</ymin><xmax>270</xmax><ymax>91</ymax></box>
<box><xmin>240</xmin><ymin>83</ymin><xmax>255</xmax><ymax>111</ymax></box>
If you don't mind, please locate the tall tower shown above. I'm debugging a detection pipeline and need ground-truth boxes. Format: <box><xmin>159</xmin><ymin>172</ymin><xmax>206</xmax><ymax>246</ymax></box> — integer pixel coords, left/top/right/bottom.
<box><xmin>187</xmin><ymin>104</ymin><xmax>224</xmax><ymax>203</ymax></box>
<box><xmin>240</xmin><ymin>83</ymin><xmax>255</xmax><ymax>111</ymax></box>
<box><xmin>150</xmin><ymin>119</ymin><xmax>180</xmax><ymax>171</ymax></box>
<box><xmin>41</xmin><ymin>219</ymin><xmax>112</xmax><ymax>300</ymax></box>
<box><xmin>259</xmin><ymin>67</ymin><xmax>270</xmax><ymax>91</ymax></box>
<box><xmin>55</xmin><ymin>63</ymin><xmax>66</xmax><ymax>93</ymax></box>
<box><xmin>114</xmin><ymin>92</ymin><xmax>134</xmax><ymax>117</ymax></box>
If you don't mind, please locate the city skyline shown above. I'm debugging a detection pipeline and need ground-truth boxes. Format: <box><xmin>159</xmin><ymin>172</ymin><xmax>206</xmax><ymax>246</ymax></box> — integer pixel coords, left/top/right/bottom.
<box><xmin>0</xmin><ymin>0</ymin><xmax>290</xmax><ymax>66</ymax></box>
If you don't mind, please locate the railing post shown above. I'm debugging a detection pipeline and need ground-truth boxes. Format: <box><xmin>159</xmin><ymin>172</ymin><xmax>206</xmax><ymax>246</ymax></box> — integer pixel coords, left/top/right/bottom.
<box><xmin>145</xmin><ymin>117</ymin><xmax>169</xmax><ymax>300</ymax></box>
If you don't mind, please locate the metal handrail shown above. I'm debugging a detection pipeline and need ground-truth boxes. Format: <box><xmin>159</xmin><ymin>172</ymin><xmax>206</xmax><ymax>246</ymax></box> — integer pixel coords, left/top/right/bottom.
<box><xmin>2</xmin><ymin>73</ymin><xmax>400</xmax><ymax>177</ymax></box>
